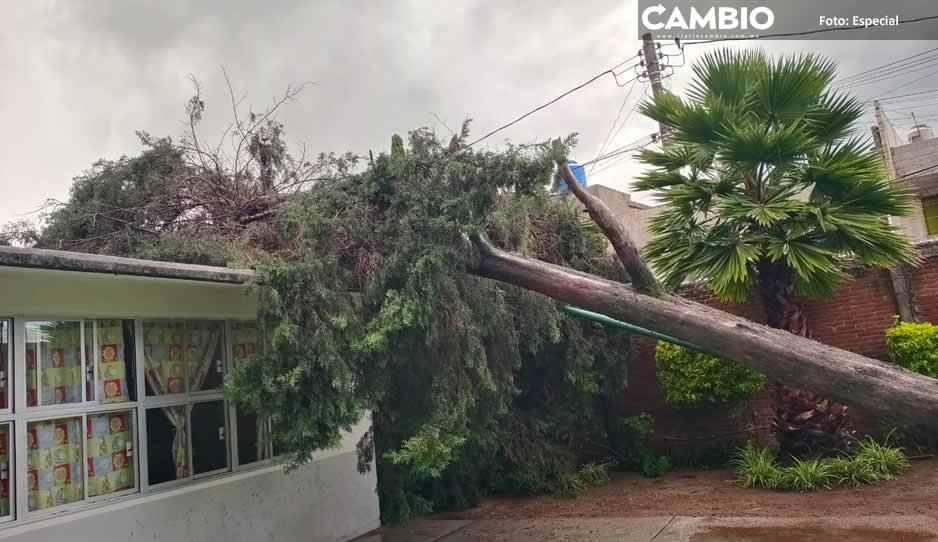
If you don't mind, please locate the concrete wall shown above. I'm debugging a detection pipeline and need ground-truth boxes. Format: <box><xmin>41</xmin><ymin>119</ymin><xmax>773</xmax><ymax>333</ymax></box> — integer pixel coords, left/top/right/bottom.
<box><xmin>893</xmin><ymin>137</ymin><xmax>938</xmax><ymax>179</ymax></box>
<box><xmin>0</xmin><ymin>416</ymin><xmax>379</xmax><ymax>542</ymax></box>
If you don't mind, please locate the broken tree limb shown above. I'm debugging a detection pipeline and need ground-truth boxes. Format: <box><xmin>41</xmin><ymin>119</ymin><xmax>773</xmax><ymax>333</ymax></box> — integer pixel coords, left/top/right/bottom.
<box><xmin>555</xmin><ymin>158</ymin><xmax>663</xmax><ymax>296</ymax></box>
<box><xmin>469</xmin><ymin>233</ymin><xmax>938</xmax><ymax>431</ymax></box>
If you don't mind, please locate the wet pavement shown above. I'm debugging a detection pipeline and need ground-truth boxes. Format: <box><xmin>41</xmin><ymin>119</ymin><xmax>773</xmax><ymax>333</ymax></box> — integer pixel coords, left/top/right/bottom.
<box><xmin>356</xmin><ymin>515</ymin><xmax>938</xmax><ymax>541</ymax></box>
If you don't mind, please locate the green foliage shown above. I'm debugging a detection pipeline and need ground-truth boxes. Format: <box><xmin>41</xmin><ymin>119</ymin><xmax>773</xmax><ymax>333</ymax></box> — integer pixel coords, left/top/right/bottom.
<box><xmin>655</xmin><ymin>342</ymin><xmax>765</xmax><ymax>407</ymax></box>
<box><xmin>223</xmin><ymin>126</ymin><xmax>629</xmax><ymax>521</ymax></box>
<box><xmin>637</xmin><ymin>49</ymin><xmax>919</xmax><ymax>303</ymax></box>
<box><xmin>32</xmin><ymin>93</ymin><xmax>628</xmax><ymax>522</ymax></box>
<box><xmin>732</xmin><ymin>438</ymin><xmax>908</xmax><ymax>491</ymax></box>
<box><xmin>776</xmin><ymin>458</ymin><xmax>832</xmax><ymax>491</ymax></box>
<box><xmin>640</xmin><ymin>453</ymin><xmax>671</xmax><ymax>477</ymax></box>
<box><xmin>854</xmin><ymin>434</ymin><xmax>909</xmax><ymax>478</ymax></box>
<box><xmin>886</xmin><ymin>320</ymin><xmax>938</xmax><ymax>378</ymax></box>
<box><xmin>577</xmin><ymin>462</ymin><xmax>612</xmax><ymax>487</ymax></box>
<box><xmin>732</xmin><ymin>443</ymin><xmax>780</xmax><ymax>489</ymax></box>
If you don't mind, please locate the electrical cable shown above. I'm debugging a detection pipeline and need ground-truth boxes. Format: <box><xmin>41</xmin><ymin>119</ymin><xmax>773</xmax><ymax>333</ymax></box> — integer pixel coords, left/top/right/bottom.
<box><xmin>467</xmin><ymin>55</ymin><xmax>641</xmax><ymax>147</ymax></box>
<box><xmin>588</xmin><ymin>79</ymin><xmax>643</xmax><ymax>175</ymax></box>
<box><xmin>681</xmin><ymin>15</ymin><xmax>938</xmax><ymax>46</ymax></box>
<box><xmin>836</xmin><ymin>46</ymin><xmax>938</xmax><ymax>84</ymax></box>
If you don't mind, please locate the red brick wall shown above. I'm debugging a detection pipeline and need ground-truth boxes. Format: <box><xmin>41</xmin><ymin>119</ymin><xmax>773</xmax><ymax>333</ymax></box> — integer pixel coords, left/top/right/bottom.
<box><xmin>620</xmin><ymin>255</ymin><xmax>938</xmax><ymax>455</ymax></box>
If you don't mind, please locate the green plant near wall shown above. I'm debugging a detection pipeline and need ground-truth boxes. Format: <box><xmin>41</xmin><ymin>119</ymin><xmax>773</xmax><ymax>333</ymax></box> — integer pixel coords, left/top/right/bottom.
<box><xmin>655</xmin><ymin>342</ymin><xmax>765</xmax><ymax>407</ymax></box>
<box><xmin>886</xmin><ymin>320</ymin><xmax>938</xmax><ymax>378</ymax></box>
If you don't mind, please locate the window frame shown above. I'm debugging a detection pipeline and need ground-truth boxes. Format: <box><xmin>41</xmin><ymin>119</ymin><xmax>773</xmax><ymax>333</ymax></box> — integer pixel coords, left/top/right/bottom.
<box><xmin>0</xmin><ymin>314</ymin><xmax>271</xmax><ymax>527</ymax></box>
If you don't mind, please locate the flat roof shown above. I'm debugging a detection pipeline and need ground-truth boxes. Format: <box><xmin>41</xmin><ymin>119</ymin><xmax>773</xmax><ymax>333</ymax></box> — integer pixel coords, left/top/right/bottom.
<box><xmin>0</xmin><ymin>246</ymin><xmax>254</xmax><ymax>284</ymax></box>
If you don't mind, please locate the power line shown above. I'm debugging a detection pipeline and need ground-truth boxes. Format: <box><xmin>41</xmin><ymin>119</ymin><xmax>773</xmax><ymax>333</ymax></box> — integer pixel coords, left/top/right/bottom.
<box><xmin>879</xmin><ymin>68</ymin><xmax>938</xmax><ymax>98</ymax></box>
<box><xmin>862</xmin><ymin>88</ymin><xmax>938</xmax><ymax>103</ymax></box>
<box><xmin>681</xmin><ymin>15</ymin><xmax>938</xmax><ymax>46</ymax></box>
<box><xmin>588</xmin><ymin>78</ymin><xmax>642</xmax><ymax>175</ymax></box>
<box><xmin>835</xmin><ymin>46</ymin><xmax>938</xmax><ymax>84</ymax></box>
<box><xmin>467</xmin><ymin>55</ymin><xmax>642</xmax><ymax>147</ymax></box>
<box><xmin>837</xmin><ymin>54</ymin><xmax>938</xmax><ymax>90</ymax></box>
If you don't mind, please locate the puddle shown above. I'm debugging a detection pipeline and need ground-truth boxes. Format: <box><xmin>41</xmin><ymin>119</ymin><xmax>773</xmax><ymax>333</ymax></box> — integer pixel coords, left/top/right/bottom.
<box><xmin>691</xmin><ymin>526</ymin><xmax>936</xmax><ymax>542</ymax></box>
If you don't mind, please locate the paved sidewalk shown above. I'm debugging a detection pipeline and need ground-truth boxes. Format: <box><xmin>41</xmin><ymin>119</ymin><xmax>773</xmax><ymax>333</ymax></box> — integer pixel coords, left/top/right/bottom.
<box><xmin>356</xmin><ymin>515</ymin><xmax>938</xmax><ymax>541</ymax></box>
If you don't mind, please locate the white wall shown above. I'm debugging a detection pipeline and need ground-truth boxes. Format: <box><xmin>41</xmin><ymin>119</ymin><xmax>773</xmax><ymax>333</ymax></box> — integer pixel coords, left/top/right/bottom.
<box><xmin>0</xmin><ymin>416</ymin><xmax>379</xmax><ymax>542</ymax></box>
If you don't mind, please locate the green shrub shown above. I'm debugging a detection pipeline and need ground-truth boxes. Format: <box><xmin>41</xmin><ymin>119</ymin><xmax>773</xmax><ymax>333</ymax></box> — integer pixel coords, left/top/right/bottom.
<box><xmin>655</xmin><ymin>342</ymin><xmax>765</xmax><ymax>407</ymax></box>
<box><xmin>732</xmin><ymin>443</ymin><xmax>779</xmax><ymax>489</ymax></box>
<box><xmin>640</xmin><ymin>453</ymin><xmax>671</xmax><ymax>477</ymax></box>
<box><xmin>886</xmin><ymin>320</ymin><xmax>938</xmax><ymax>378</ymax></box>
<box><xmin>553</xmin><ymin>472</ymin><xmax>587</xmax><ymax>499</ymax></box>
<box><xmin>827</xmin><ymin>456</ymin><xmax>879</xmax><ymax>486</ymax></box>
<box><xmin>577</xmin><ymin>462</ymin><xmax>611</xmax><ymax>487</ymax></box>
<box><xmin>732</xmin><ymin>439</ymin><xmax>908</xmax><ymax>492</ymax></box>
<box><xmin>775</xmin><ymin>458</ymin><xmax>832</xmax><ymax>492</ymax></box>
<box><xmin>854</xmin><ymin>435</ymin><xmax>909</xmax><ymax>478</ymax></box>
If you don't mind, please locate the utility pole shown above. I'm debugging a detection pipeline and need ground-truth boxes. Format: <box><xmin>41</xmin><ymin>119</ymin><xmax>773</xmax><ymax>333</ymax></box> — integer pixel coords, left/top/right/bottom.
<box><xmin>872</xmin><ymin>100</ymin><xmax>920</xmax><ymax>323</ymax></box>
<box><xmin>642</xmin><ymin>32</ymin><xmax>671</xmax><ymax>146</ymax></box>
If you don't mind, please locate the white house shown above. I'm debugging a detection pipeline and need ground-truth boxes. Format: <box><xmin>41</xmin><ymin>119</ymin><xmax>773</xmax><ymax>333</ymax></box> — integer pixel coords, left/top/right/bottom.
<box><xmin>0</xmin><ymin>246</ymin><xmax>379</xmax><ymax>542</ymax></box>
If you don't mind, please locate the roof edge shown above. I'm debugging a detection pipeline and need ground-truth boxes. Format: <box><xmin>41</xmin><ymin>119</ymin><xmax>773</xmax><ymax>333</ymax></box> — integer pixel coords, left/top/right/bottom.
<box><xmin>0</xmin><ymin>246</ymin><xmax>254</xmax><ymax>284</ymax></box>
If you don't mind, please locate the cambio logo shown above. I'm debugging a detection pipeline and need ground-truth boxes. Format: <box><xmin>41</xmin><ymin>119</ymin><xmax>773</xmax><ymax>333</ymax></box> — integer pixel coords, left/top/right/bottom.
<box><xmin>642</xmin><ymin>4</ymin><xmax>775</xmax><ymax>31</ymax></box>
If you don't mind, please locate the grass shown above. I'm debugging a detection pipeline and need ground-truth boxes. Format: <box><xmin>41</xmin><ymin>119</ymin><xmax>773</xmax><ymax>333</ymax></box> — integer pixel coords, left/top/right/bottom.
<box><xmin>732</xmin><ymin>437</ymin><xmax>909</xmax><ymax>492</ymax></box>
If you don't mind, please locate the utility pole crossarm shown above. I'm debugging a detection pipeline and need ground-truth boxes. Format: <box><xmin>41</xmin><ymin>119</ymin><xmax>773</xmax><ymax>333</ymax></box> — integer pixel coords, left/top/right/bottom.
<box><xmin>642</xmin><ymin>32</ymin><xmax>672</xmax><ymax>147</ymax></box>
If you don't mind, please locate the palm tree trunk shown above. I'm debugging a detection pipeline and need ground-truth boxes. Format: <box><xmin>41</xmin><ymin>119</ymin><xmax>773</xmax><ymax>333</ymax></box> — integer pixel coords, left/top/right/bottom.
<box><xmin>756</xmin><ymin>258</ymin><xmax>849</xmax><ymax>458</ymax></box>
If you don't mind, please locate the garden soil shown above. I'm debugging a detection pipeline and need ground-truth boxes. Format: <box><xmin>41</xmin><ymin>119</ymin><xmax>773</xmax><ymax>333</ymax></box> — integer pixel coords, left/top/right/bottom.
<box><xmin>442</xmin><ymin>459</ymin><xmax>938</xmax><ymax>520</ymax></box>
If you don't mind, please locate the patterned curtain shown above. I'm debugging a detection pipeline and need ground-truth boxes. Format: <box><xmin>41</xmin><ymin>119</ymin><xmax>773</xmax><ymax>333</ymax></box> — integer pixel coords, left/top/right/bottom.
<box><xmin>87</xmin><ymin>411</ymin><xmax>134</xmax><ymax>497</ymax></box>
<box><xmin>26</xmin><ymin>323</ymin><xmax>83</xmax><ymax>407</ymax></box>
<box><xmin>232</xmin><ymin>323</ymin><xmax>271</xmax><ymax>460</ymax></box>
<box><xmin>143</xmin><ymin>322</ymin><xmax>222</xmax><ymax>480</ymax></box>
<box><xmin>97</xmin><ymin>320</ymin><xmax>130</xmax><ymax>404</ymax></box>
<box><xmin>0</xmin><ymin>425</ymin><xmax>9</xmax><ymax>516</ymax></box>
<box><xmin>27</xmin><ymin>417</ymin><xmax>83</xmax><ymax>511</ymax></box>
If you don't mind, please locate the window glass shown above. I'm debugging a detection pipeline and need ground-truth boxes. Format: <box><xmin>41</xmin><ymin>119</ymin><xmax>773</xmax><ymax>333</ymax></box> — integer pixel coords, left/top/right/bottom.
<box><xmin>236</xmin><ymin>412</ymin><xmax>272</xmax><ymax>465</ymax></box>
<box><xmin>192</xmin><ymin>401</ymin><xmax>227</xmax><ymax>475</ymax></box>
<box><xmin>233</xmin><ymin>323</ymin><xmax>272</xmax><ymax>465</ymax></box>
<box><xmin>0</xmin><ymin>423</ymin><xmax>10</xmax><ymax>517</ymax></box>
<box><xmin>925</xmin><ymin>198</ymin><xmax>938</xmax><ymax>236</ymax></box>
<box><xmin>146</xmin><ymin>406</ymin><xmax>188</xmax><ymax>485</ymax></box>
<box><xmin>144</xmin><ymin>322</ymin><xmax>186</xmax><ymax>396</ymax></box>
<box><xmin>0</xmin><ymin>320</ymin><xmax>9</xmax><ymax>410</ymax></box>
<box><xmin>96</xmin><ymin>320</ymin><xmax>135</xmax><ymax>403</ymax></box>
<box><xmin>26</xmin><ymin>322</ymin><xmax>83</xmax><ymax>406</ymax></box>
<box><xmin>186</xmin><ymin>322</ymin><xmax>225</xmax><ymax>392</ymax></box>
<box><xmin>87</xmin><ymin>411</ymin><xmax>135</xmax><ymax>497</ymax></box>
<box><xmin>144</xmin><ymin>321</ymin><xmax>225</xmax><ymax>396</ymax></box>
<box><xmin>27</xmin><ymin>417</ymin><xmax>83</xmax><ymax>511</ymax></box>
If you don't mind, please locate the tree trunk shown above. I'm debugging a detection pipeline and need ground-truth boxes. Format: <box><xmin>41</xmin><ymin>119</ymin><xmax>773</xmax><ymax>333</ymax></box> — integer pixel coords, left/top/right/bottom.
<box><xmin>469</xmin><ymin>234</ymin><xmax>938</xmax><ymax>432</ymax></box>
<box><xmin>756</xmin><ymin>258</ymin><xmax>849</xmax><ymax>458</ymax></box>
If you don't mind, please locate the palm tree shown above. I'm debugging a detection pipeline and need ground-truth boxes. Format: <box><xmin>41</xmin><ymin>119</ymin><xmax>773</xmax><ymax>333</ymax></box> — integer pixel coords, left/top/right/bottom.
<box><xmin>636</xmin><ymin>49</ymin><xmax>919</xmax><ymax>457</ymax></box>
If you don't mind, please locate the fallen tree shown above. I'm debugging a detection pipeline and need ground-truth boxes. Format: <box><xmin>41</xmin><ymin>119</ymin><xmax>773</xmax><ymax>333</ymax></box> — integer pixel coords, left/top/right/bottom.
<box><xmin>469</xmin><ymin>189</ymin><xmax>938</xmax><ymax>431</ymax></box>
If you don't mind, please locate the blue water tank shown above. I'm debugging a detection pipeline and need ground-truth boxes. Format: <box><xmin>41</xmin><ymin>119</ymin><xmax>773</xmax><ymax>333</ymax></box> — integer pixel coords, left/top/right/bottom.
<box><xmin>558</xmin><ymin>160</ymin><xmax>587</xmax><ymax>194</ymax></box>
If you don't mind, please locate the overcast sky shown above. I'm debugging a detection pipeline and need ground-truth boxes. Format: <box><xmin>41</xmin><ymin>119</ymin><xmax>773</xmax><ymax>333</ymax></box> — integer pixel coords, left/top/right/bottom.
<box><xmin>1</xmin><ymin>1</ymin><xmax>936</xmax><ymax>222</ymax></box>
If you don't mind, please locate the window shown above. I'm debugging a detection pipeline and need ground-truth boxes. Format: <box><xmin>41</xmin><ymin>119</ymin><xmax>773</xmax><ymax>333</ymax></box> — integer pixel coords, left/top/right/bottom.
<box><xmin>231</xmin><ymin>322</ymin><xmax>273</xmax><ymax>465</ymax></box>
<box><xmin>142</xmin><ymin>320</ymin><xmax>229</xmax><ymax>486</ymax></box>
<box><xmin>0</xmin><ymin>423</ymin><xmax>10</xmax><ymax>519</ymax></box>
<box><xmin>27</xmin><ymin>417</ymin><xmax>83</xmax><ymax>511</ymax></box>
<box><xmin>924</xmin><ymin>197</ymin><xmax>938</xmax><ymax>236</ymax></box>
<box><xmin>0</xmin><ymin>316</ymin><xmax>264</xmax><ymax>525</ymax></box>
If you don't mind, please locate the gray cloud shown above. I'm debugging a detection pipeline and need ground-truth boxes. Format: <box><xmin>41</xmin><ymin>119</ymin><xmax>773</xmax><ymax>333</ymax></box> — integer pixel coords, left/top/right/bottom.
<box><xmin>1</xmin><ymin>0</ymin><xmax>936</xmax><ymax>219</ymax></box>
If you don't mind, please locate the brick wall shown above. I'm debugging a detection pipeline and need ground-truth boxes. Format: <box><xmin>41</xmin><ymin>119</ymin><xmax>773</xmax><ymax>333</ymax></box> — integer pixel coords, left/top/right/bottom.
<box><xmin>619</xmin><ymin>249</ymin><xmax>938</xmax><ymax>456</ymax></box>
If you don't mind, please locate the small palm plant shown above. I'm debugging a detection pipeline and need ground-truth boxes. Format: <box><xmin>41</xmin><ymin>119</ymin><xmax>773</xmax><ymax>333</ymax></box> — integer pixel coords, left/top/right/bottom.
<box><xmin>636</xmin><ymin>49</ymin><xmax>919</xmax><ymax>456</ymax></box>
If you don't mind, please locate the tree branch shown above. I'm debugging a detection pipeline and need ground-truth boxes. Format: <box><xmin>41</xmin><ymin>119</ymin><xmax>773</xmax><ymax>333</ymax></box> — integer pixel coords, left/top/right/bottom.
<box><xmin>555</xmin><ymin>156</ymin><xmax>663</xmax><ymax>296</ymax></box>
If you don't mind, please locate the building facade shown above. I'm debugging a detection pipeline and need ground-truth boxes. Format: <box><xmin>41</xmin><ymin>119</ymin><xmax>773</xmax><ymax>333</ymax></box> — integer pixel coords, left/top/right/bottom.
<box><xmin>0</xmin><ymin>247</ymin><xmax>379</xmax><ymax>542</ymax></box>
